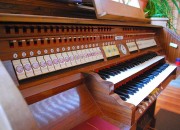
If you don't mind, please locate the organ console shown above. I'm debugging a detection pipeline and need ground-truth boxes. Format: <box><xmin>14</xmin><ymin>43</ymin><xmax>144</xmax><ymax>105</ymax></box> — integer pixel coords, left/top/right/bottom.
<box><xmin>0</xmin><ymin>1</ymin><xmax>179</xmax><ymax>130</ymax></box>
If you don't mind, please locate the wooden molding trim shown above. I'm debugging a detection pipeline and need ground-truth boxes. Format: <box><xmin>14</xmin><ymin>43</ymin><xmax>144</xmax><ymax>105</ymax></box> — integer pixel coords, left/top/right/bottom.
<box><xmin>0</xmin><ymin>13</ymin><xmax>162</xmax><ymax>27</ymax></box>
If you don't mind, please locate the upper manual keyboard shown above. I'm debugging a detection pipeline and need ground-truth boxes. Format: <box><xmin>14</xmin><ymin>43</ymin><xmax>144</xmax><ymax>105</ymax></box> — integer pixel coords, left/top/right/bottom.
<box><xmin>96</xmin><ymin>52</ymin><xmax>165</xmax><ymax>84</ymax></box>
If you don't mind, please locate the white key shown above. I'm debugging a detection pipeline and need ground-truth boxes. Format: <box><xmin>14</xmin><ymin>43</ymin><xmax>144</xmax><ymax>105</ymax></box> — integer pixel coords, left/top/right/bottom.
<box><xmin>126</xmin><ymin>65</ymin><xmax>176</xmax><ymax>106</ymax></box>
<box><xmin>56</xmin><ymin>53</ymin><xmax>66</xmax><ymax>69</ymax></box>
<box><xmin>44</xmin><ymin>55</ymin><xmax>55</xmax><ymax>72</ymax></box>
<box><xmin>12</xmin><ymin>60</ymin><xmax>26</xmax><ymax>80</ymax></box>
<box><xmin>29</xmin><ymin>57</ymin><xmax>42</xmax><ymax>76</ymax></box>
<box><xmin>67</xmin><ymin>51</ymin><xmax>77</xmax><ymax>66</ymax></box>
<box><xmin>50</xmin><ymin>54</ymin><xmax>61</xmax><ymax>70</ymax></box>
<box><xmin>106</xmin><ymin>56</ymin><xmax>165</xmax><ymax>84</ymax></box>
<box><xmin>61</xmin><ymin>52</ymin><xmax>72</xmax><ymax>67</ymax></box>
<box><xmin>37</xmin><ymin>56</ymin><xmax>48</xmax><ymax>74</ymax></box>
<box><xmin>72</xmin><ymin>51</ymin><xmax>81</xmax><ymax>65</ymax></box>
<box><xmin>21</xmin><ymin>58</ymin><xmax>34</xmax><ymax>78</ymax></box>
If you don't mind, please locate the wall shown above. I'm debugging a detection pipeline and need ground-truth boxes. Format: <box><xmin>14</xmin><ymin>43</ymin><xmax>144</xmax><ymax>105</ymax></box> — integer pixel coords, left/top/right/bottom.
<box><xmin>169</xmin><ymin>1</ymin><xmax>180</xmax><ymax>34</ymax></box>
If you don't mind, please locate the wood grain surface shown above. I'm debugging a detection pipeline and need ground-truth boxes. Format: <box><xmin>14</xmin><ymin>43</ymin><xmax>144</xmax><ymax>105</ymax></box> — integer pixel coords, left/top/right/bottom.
<box><xmin>155</xmin><ymin>78</ymin><xmax>180</xmax><ymax>115</ymax></box>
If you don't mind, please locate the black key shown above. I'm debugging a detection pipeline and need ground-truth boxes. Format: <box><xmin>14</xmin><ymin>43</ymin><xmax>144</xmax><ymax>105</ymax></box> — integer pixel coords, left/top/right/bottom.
<box><xmin>128</xmin><ymin>86</ymin><xmax>140</xmax><ymax>91</ymax></box>
<box><xmin>100</xmin><ymin>70</ymin><xmax>116</xmax><ymax>76</ymax></box>
<box><xmin>119</xmin><ymin>95</ymin><xmax>127</xmax><ymax>101</ymax></box>
<box><xmin>130</xmin><ymin>81</ymin><xmax>144</xmax><ymax>86</ymax></box>
<box><xmin>108</xmin><ymin>69</ymin><xmax>119</xmax><ymax>75</ymax></box>
<box><xmin>98</xmin><ymin>72</ymin><xmax>109</xmax><ymax>77</ymax></box>
<box><xmin>129</xmin><ymin>84</ymin><xmax>143</xmax><ymax>89</ymax></box>
<box><xmin>118</xmin><ymin>87</ymin><xmax>136</xmax><ymax>93</ymax></box>
<box><xmin>109</xmin><ymin>68</ymin><xmax>121</xmax><ymax>73</ymax></box>
<box><xmin>124</xmin><ymin>87</ymin><xmax>138</xmax><ymax>92</ymax></box>
<box><xmin>114</xmin><ymin>90</ymin><xmax>129</xmax><ymax>98</ymax></box>
<box><xmin>127</xmin><ymin>84</ymin><xmax>141</xmax><ymax>89</ymax></box>
<box><xmin>100</xmin><ymin>75</ymin><xmax>106</xmax><ymax>80</ymax></box>
<box><xmin>98</xmin><ymin>72</ymin><xmax>110</xmax><ymax>78</ymax></box>
<box><xmin>128</xmin><ymin>82</ymin><xmax>143</xmax><ymax>88</ymax></box>
<box><xmin>138</xmin><ymin>80</ymin><xmax>149</xmax><ymax>84</ymax></box>
<box><xmin>118</xmin><ymin>89</ymin><xmax>134</xmax><ymax>95</ymax></box>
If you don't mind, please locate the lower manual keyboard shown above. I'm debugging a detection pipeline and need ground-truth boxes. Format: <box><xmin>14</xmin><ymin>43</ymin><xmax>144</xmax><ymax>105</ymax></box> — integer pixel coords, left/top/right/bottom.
<box><xmin>114</xmin><ymin>63</ymin><xmax>176</xmax><ymax>106</ymax></box>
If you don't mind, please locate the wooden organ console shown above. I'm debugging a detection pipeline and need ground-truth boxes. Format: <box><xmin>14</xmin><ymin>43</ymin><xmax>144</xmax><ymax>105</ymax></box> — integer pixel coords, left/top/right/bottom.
<box><xmin>0</xmin><ymin>13</ymin><xmax>178</xmax><ymax>130</ymax></box>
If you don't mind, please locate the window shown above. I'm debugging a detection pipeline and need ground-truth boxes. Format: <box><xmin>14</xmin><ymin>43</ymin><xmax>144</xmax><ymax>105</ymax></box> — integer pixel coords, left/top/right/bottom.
<box><xmin>124</xmin><ymin>0</ymin><xmax>140</xmax><ymax>8</ymax></box>
<box><xmin>112</xmin><ymin>0</ymin><xmax>124</xmax><ymax>3</ymax></box>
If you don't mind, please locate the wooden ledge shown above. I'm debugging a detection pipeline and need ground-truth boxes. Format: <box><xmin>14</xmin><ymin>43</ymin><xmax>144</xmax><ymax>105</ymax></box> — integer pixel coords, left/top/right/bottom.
<box><xmin>0</xmin><ymin>13</ymin><xmax>162</xmax><ymax>28</ymax></box>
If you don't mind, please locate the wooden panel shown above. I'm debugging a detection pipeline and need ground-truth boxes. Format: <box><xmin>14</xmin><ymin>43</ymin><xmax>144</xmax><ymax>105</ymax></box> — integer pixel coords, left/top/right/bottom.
<box><xmin>158</xmin><ymin>28</ymin><xmax>180</xmax><ymax>63</ymax></box>
<box><xmin>29</xmin><ymin>84</ymin><xmax>103</xmax><ymax>130</ymax></box>
<box><xmin>83</xmin><ymin>72</ymin><xmax>135</xmax><ymax>125</ymax></box>
<box><xmin>21</xmin><ymin>73</ymin><xmax>83</xmax><ymax>104</ymax></box>
<box><xmin>102</xmin><ymin>116</ymin><xmax>131</xmax><ymax>129</ymax></box>
<box><xmin>0</xmin><ymin>60</ymin><xmax>39</xmax><ymax>130</ymax></box>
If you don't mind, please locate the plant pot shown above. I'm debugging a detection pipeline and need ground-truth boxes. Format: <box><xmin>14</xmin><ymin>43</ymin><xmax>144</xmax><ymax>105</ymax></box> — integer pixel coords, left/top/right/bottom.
<box><xmin>150</xmin><ymin>17</ymin><xmax>169</xmax><ymax>27</ymax></box>
<box><xmin>139</xmin><ymin>0</ymin><xmax>148</xmax><ymax>10</ymax></box>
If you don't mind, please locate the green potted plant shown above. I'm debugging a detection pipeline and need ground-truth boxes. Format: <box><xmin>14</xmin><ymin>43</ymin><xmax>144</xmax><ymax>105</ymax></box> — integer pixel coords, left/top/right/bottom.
<box><xmin>144</xmin><ymin>0</ymin><xmax>180</xmax><ymax>29</ymax></box>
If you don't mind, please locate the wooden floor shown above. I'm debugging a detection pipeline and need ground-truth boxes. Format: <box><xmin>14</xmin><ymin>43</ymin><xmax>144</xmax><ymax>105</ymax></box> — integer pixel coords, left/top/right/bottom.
<box><xmin>151</xmin><ymin>75</ymin><xmax>180</xmax><ymax>130</ymax></box>
<box><xmin>155</xmin><ymin>75</ymin><xmax>180</xmax><ymax>114</ymax></box>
